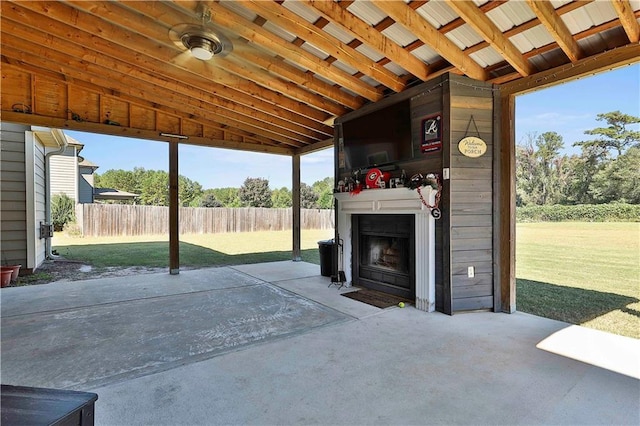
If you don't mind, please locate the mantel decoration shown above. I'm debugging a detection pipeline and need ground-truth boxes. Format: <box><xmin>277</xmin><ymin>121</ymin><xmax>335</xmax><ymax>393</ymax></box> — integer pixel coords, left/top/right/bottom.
<box><xmin>458</xmin><ymin>115</ymin><xmax>487</xmax><ymax>158</ymax></box>
<box><xmin>407</xmin><ymin>173</ymin><xmax>442</xmax><ymax>219</ymax></box>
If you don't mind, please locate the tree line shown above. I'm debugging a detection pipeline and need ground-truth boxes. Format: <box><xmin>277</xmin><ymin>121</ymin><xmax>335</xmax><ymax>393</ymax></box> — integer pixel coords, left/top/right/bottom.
<box><xmin>516</xmin><ymin>111</ymin><xmax>639</xmax><ymax>206</ymax></box>
<box><xmin>95</xmin><ymin>169</ymin><xmax>335</xmax><ymax>209</ymax></box>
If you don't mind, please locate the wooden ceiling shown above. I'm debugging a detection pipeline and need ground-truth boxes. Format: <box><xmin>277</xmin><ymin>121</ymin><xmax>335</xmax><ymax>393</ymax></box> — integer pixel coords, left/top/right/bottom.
<box><xmin>2</xmin><ymin>1</ymin><xmax>639</xmax><ymax>156</ymax></box>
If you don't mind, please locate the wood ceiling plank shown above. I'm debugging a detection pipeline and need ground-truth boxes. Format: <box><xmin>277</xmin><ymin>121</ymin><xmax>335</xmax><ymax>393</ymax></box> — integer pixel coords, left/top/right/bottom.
<box><xmin>239</xmin><ymin>0</ymin><xmax>406</xmax><ymax>93</ymax></box>
<box><xmin>374</xmin><ymin>1</ymin><xmax>488</xmax><ymax>81</ymax></box>
<box><xmin>173</xmin><ymin>0</ymin><xmax>383</xmax><ymax>101</ymax></box>
<box><xmin>204</xmin><ymin>51</ymin><xmax>348</xmax><ymax>119</ymax></box>
<box><xmin>5</xmin><ymin>1</ymin><xmax>329</xmax><ymax>140</ymax></box>
<box><xmin>304</xmin><ymin>0</ymin><xmax>432</xmax><ymax>81</ymax></box>
<box><xmin>1</xmin><ymin>59</ymin><xmax>282</xmax><ymax>149</ymax></box>
<box><xmin>1</xmin><ymin>42</ymin><xmax>315</xmax><ymax>149</ymax></box>
<box><xmin>445</xmin><ymin>0</ymin><xmax>535</xmax><ymax>77</ymax></box>
<box><xmin>17</xmin><ymin>0</ymin><xmax>329</xmax><ymax>129</ymax></box>
<box><xmin>525</xmin><ymin>0</ymin><xmax>584</xmax><ymax>63</ymax></box>
<box><xmin>93</xmin><ymin>0</ymin><xmax>351</xmax><ymax>117</ymax></box>
<box><xmin>232</xmin><ymin>42</ymin><xmax>363</xmax><ymax>111</ymax></box>
<box><xmin>611</xmin><ymin>0</ymin><xmax>640</xmax><ymax>43</ymax></box>
<box><xmin>1</xmin><ymin>32</ymin><xmax>310</xmax><ymax>147</ymax></box>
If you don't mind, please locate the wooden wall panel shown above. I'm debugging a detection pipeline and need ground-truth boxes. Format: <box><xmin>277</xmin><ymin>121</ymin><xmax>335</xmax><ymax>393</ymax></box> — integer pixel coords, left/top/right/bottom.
<box><xmin>68</xmin><ymin>87</ymin><xmax>100</xmax><ymax>123</ymax></box>
<box><xmin>227</xmin><ymin>133</ymin><xmax>243</xmax><ymax>142</ymax></box>
<box><xmin>156</xmin><ymin>112</ymin><xmax>180</xmax><ymax>134</ymax></box>
<box><xmin>101</xmin><ymin>97</ymin><xmax>129</xmax><ymax>127</ymax></box>
<box><xmin>447</xmin><ymin>74</ymin><xmax>496</xmax><ymax>312</ymax></box>
<box><xmin>1</xmin><ymin>69</ymin><xmax>31</xmax><ymax>111</ymax></box>
<box><xmin>203</xmin><ymin>126</ymin><xmax>225</xmax><ymax>140</ymax></box>
<box><xmin>130</xmin><ymin>105</ymin><xmax>156</xmax><ymax>131</ymax></box>
<box><xmin>451</xmin><ymin>261</ymin><xmax>492</xmax><ymax>275</ymax></box>
<box><xmin>34</xmin><ymin>76</ymin><xmax>66</xmax><ymax>118</ymax></box>
<box><xmin>182</xmin><ymin>120</ymin><xmax>203</xmax><ymax>138</ymax></box>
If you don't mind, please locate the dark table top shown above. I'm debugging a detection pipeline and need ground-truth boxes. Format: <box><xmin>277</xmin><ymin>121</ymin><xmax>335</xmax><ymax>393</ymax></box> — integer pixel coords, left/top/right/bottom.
<box><xmin>1</xmin><ymin>384</ymin><xmax>98</xmax><ymax>426</ymax></box>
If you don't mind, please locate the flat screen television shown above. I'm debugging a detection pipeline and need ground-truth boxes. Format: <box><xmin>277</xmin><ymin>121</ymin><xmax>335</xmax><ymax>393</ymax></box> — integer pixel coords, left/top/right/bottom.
<box><xmin>342</xmin><ymin>99</ymin><xmax>413</xmax><ymax>171</ymax></box>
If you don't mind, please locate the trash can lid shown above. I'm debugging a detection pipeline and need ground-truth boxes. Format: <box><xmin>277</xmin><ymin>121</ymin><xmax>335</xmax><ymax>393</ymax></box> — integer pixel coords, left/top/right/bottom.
<box><xmin>318</xmin><ymin>239</ymin><xmax>335</xmax><ymax>245</ymax></box>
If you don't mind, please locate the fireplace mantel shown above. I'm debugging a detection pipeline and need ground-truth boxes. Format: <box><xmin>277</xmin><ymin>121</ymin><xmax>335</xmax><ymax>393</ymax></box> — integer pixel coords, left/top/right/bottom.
<box><xmin>334</xmin><ymin>187</ymin><xmax>436</xmax><ymax>312</ymax></box>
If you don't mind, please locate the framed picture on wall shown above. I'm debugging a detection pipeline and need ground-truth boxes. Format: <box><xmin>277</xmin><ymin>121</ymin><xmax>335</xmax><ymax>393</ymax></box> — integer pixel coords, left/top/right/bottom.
<box><xmin>421</xmin><ymin>114</ymin><xmax>442</xmax><ymax>154</ymax></box>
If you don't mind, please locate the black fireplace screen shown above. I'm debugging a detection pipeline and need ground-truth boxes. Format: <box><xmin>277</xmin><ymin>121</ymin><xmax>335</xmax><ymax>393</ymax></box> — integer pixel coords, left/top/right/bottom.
<box><xmin>352</xmin><ymin>214</ymin><xmax>415</xmax><ymax>297</ymax></box>
<box><xmin>360</xmin><ymin>235</ymin><xmax>409</xmax><ymax>274</ymax></box>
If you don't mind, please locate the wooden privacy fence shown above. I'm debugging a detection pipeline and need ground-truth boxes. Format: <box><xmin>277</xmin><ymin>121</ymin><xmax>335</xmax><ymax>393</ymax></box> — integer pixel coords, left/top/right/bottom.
<box><xmin>78</xmin><ymin>204</ymin><xmax>334</xmax><ymax>237</ymax></box>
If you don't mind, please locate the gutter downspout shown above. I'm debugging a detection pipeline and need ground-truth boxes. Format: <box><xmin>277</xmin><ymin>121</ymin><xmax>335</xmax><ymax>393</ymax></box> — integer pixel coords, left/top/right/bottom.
<box><xmin>44</xmin><ymin>129</ymin><xmax>69</xmax><ymax>259</ymax></box>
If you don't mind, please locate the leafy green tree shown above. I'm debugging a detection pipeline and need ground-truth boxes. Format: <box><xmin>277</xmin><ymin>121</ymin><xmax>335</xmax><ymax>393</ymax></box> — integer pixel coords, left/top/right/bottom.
<box><xmin>271</xmin><ymin>187</ymin><xmax>292</xmax><ymax>208</ymax></box>
<box><xmin>199</xmin><ymin>192</ymin><xmax>223</xmax><ymax>207</ymax></box>
<box><xmin>210</xmin><ymin>187</ymin><xmax>242</xmax><ymax>207</ymax></box>
<box><xmin>51</xmin><ymin>193</ymin><xmax>75</xmax><ymax>231</ymax></box>
<box><xmin>139</xmin><ymin>170</ymin><xmax>168</xmax><ymax>206</ymax></box>
<box><xmin>94</xmin><ymin>168</ymin><xmax>204</xmax><ymax>206</ymax></box>
<box><xmin>536</xmin><ymin>132</ymin><xmax>564</xmax><ymax>205</ymax></box>
<box><xmin>178</xmin><ymin>175</ymin><xmax>203</xmax><ymax>207</ymax></box>
<box><xmin>574</xmin><ymin>111</ymin><xmax>640</xmax><ymax>156</ymax></box>
<box><xmin>561</xmin><ymin>145</ymin><xmax>608</xmax><ymax>204</ymax></box>
<box><xmin>95</xmin><ymin>169</ymin><xmax>140</xmax><ymax>196</ymax></box>
<box><xmin>312</xmin><ymin>177</ymin><xmax>334</xmax><ymax>209</ymax></box>
<box><xmin>300</xmin><ymin>182</ymin><xmax>318</xmax><ymax>208</ymax></box>
<box><xmin>516</xmin><ymin>132</ymin><xmax>565</xmax><ymax>206</ymax></box>
<box><xmin>589</xmin><ymin>146</ymin><xmax>640</xmax><ymax>204</ymax></box>
<box><xmin>566</xmin><ymin>111</ymin><xmax>639</xmax><ymax>204</ymax></box>
<box><xmin>239</xmin><ymin>177</ymin><xmax>272</xmax><ymax>207</ymax></box>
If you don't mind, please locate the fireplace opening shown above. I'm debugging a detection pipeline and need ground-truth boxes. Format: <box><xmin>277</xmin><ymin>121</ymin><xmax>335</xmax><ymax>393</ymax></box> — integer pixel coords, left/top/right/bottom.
<box><xmin>352</xmin><ymin>214</ymin><xmax>415</xmax><ymax>299</ymax></box>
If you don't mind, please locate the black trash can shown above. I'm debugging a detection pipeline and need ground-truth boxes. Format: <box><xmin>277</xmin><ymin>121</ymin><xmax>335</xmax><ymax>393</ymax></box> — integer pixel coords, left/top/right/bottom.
<box><xmin>318</xmin><ymin>239</ymin><xmax>336</xmax><ymax>277</ymax></box>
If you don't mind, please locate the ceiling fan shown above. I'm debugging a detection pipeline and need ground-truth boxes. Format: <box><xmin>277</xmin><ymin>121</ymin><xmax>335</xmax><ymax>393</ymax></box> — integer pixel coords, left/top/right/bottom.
<box><xmin>169</xmin><ymin>6</ymin><xmax>233</xmax><ymax>61</ymax></box>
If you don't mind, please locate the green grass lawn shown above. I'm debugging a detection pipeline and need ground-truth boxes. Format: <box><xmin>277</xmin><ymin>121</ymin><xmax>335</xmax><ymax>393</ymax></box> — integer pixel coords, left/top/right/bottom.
<box><xmin>516</xmin><ymin>222</ymin><xmax>639</xmax><ymax>339</ymax></box>
<box><xmin>53</xmin><ymin>229</ymin><xmax>333</xmax><ymax>268</ymax></box>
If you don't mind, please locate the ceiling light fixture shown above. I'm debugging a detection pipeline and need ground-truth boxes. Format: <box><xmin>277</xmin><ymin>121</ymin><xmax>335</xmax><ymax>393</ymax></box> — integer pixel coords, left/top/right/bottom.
<box><xmin>181</xmin><ymin>33</ymin><xmax>223</xmax><ymax>61</ymax></box>
<box><xmin>169</xmin><ymin>7</ymin><xmax>232</xmax><ymax>62</ymax></box>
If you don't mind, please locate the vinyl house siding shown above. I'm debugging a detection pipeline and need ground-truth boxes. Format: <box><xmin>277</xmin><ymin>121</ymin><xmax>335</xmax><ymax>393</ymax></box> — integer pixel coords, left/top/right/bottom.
<box><xmin>78</xmin><ymin>165</ymin><xmax>95</xmax><ymax>203</ymax></box>
<box><xmin>1</xmin><ymin>123</ymin><xmax>56</xmax><ymax>272</ymax></box>
<box><xmin>1</xmin><ymin>123</ymin><xmax>28</xmax><ymax>266</ymax></box>
<box><xmin>50</xmin><ymin>146</ymin><xmax>78</xmax><ymax>202</ymax></box>
<box><xmin>30</xmin><ymin>134</ymin><xmax>47</xmax><ymax>269</ymax></box>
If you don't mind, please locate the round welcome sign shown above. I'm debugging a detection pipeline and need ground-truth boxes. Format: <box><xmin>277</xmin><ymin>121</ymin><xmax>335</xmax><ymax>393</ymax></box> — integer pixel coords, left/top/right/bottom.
<box><xmin>458</xmin><ymin>136</ymin><xmax>487</xmax><ymax>158</ymax></box>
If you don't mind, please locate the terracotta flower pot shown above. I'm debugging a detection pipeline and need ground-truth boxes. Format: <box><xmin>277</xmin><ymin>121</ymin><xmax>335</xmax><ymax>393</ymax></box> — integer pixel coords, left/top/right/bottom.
<box><xmin>0</xmin><ymin>268</ymin><xmax>12</xmax><ymax>288</ymax></box>
<box><xmin>6</xmin><ymin>264</ymin><xmax>21</xmax><ymax>281</ymax></box>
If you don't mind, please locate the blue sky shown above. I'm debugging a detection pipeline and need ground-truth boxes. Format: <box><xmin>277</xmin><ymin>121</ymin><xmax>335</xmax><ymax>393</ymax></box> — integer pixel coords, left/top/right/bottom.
<box><xmin>68</xmin><ymin>64</ymin><xmax>639</xmax><ymax>190</ymax></box>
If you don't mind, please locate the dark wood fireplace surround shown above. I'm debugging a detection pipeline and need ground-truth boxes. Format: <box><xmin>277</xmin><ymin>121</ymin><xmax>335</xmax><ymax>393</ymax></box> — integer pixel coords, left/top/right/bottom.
<box><xmin>335</xmin><ymin>73</ymin><xmax>499</xmax><ymax>314</ymax></box>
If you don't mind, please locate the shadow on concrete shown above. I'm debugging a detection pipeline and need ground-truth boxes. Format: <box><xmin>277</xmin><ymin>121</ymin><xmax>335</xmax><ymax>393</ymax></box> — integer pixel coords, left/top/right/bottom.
<box><xmin>517</xmin><ymin>278</ymin><xmax>639</xmax><ymax>325</ymax></box>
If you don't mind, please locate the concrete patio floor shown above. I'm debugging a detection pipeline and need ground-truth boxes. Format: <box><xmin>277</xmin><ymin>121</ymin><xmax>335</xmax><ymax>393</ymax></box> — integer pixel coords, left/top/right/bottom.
<box><xmin>1</xmin><ymin>261</ymin><xmax>638</xmax><ymax>425</ymax></box>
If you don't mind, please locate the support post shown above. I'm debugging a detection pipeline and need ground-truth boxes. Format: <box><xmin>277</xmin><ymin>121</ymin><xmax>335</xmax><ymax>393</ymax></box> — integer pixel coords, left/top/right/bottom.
<box><xmin>498</xmin><ymin>92</ymin><xmax>516</xmax><ymax>312</ymax></box>
<box><xmin>292</xmin><ymin>154</ymin><xmax>302</xmax><ymax>261</ymax></box>
<box><xmin>169</xmin><ymin>141</ymin><xmax>179</xmax><ymax>274</ymax></box>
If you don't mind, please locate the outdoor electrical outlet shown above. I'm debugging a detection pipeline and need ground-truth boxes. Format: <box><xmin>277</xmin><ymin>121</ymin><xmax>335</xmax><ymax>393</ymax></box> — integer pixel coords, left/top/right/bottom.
<box><xmin>468</xmin><ymin>266</ymin><xmax>475</xmax><ymax>278</ymax></box>
<box><xmin>443</xmin><ymin>168</ymin><xmax>450</xmax><ymax>180</ymax></box>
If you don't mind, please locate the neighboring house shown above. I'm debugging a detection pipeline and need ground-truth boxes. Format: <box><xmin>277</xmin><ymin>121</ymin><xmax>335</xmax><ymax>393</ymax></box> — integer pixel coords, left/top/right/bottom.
<box><xmin>78</xmin><ymin>157</ymin><xmax>99</xmax><ymax>203</ymax></box>
<box><xmin>49</xmin><ymin>135</ymin><xmax>138</xmax><ymax>204</ymax></box>
<box><xmin>1</xmin><ymin>125</ymin><xmax>138</xmax><ymax>273</ymax></box>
